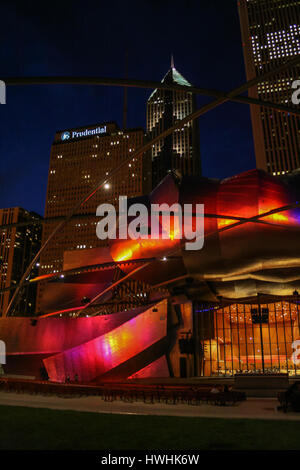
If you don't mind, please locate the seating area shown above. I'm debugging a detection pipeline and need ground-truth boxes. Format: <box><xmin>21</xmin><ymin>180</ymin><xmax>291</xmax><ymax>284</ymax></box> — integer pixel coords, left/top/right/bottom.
<box><xmin>234</xmin><ymin>373</ymin><xmax>289</xmax><ymax>397</ymax></box>
<box><xmin>278</xmin><ymin>382</ymin><xmax>300</xmax><ymax>412</ymax></box>
<box><xmin>0</xmin><ymin>377</ymin><xmax>246</xmax><ymax>407</ymax></box>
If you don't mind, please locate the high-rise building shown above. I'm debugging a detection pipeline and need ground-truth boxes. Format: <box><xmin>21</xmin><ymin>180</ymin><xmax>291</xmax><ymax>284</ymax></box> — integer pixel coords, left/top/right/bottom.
<box><xmin>147</xmin><ymin>59</ymin><xmax>201</xmax><ymax>188</ymax></box>
<box><xmin>36</xmin><ymin>122</ymin><xmax>149</xmax><ymax>312</ymax></box>
<box><xmin>238</xmin><ymin>0</ymin><xmax>300</xmax><ymax>175</ymax></box>
<box><xmin>0</xmin><ymin>207</ymin><xmax>42</xmax><ymax>316</ymax></box>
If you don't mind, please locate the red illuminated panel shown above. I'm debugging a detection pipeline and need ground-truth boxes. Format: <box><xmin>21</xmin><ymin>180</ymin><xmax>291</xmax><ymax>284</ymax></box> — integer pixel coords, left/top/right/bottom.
<box><xmin>217</xmin><ymin>171</ymin><xmax>261</xmax><ymax>224</ymax></box>
<box><xmin>43</xmin><ymin>300</ymin><xmax>168</xmax><ymax>382</ymax></box>
<box><xmin>39</xmin><ymin>281</ymin><xmax>112</xmax><ymax>313</ymax></box>
<box><xmin>217</xmin><ymin>170</ymin><xmax>293</xmax><ymax>229</ymax></box>
<box><xmin>127</xmin><ymin>355</ymin><xmax>169</xmax><ymax>379</ymax></box>
<box><xmin>0</xmin><ymin>306</ymin><xmax>147</xmax><ymax>354</ymax></box>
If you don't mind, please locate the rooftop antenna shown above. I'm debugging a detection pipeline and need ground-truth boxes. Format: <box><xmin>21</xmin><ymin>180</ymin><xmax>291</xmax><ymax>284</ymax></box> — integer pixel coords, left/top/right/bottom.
<box><xmin>171</xmin><ymin>53</ymin><xmax>175</xmax><ymax>69</ymax></box>
<box><xmin>123</xmin><ymin>48</ymin><xmax>128</xmax><ymax>130</ymax></box>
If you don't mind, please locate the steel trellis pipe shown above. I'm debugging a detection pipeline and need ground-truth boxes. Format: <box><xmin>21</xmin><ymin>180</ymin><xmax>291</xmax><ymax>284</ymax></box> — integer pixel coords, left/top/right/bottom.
<box><xmin>4</xmin><ymin>75</ymin><xmax>300</xmax><ymax>118</ymax></box>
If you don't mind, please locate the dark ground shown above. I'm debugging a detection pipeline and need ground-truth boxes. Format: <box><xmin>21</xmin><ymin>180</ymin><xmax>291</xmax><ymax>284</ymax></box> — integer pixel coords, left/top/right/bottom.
<box><xmin>0</xmin><ymin>405</ymin><xmax>300</xmax><ymax>450</ymax></box>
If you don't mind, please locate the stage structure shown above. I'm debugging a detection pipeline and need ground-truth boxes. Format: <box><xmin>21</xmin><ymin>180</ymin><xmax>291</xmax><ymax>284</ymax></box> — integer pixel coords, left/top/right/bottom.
<box><xmin>1</xmin><ymin>169</ymin><xmax>300</xmax><ymax>380</ymax></box>
<box><xmin>2</xmin><ymin>55</ymin><xmax>300</xmax><ymax>381</ymax></box>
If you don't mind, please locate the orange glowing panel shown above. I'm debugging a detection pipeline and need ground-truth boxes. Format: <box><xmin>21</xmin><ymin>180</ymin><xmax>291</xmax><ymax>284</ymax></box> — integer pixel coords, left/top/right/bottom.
<box><xmin>217</xmin><ymin>218</ymin><xmax>238</xmax><ymax>229</ymax></box>
<box><xmin>30</xmin><ymin>273</ymin><xmax>57</xmax><ymax>283</ymax></box>
<box><xmin>261</xmin><ymin>212</ymin><xmax>290</xmax><ymax>224</ymax></box>
<box><xmin>110</xmin><ymin>236</ymin><xmax>179</xmax><ymax>262</ymax></box>
<box><xmin>216</xmin><ymin>170</ymin><xmax>292</xmax><ymax>228</ymax></box>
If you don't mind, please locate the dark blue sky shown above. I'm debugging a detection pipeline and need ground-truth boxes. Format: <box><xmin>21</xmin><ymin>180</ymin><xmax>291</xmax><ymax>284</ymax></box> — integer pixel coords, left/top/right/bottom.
<box><xmin>0</xmin><ymin>0</ymin><xmax>255</xmax><ymax>216</ymax></box>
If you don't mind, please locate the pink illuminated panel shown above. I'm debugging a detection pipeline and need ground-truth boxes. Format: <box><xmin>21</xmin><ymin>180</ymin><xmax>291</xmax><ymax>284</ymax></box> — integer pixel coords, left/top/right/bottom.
<box><xmin>127</xmin><ymin>355</ymin><xmax>169</xmax><ymax>379</ymax></box>
<box><xmin>0</xmin><ymin>306</ymin><xmax>148</xmax><ymax>355</ymax></box>
<box><xmin>43</xmin><ymin>300</ymin><xmax>167</xmax><ymax>382</ymax></box>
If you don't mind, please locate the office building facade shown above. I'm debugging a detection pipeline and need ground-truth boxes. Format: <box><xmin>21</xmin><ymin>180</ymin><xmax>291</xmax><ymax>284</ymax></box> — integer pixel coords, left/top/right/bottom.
<box><xmin>0</xmin><ymin>207</ymin><xmax>42</xmax><ymax>316</ymax></box>
<box><xmin>36</xmin><ymin>122</ymin><xmax>149</xmax><ymax>312</ymax></box>
<box><xmin>238</xmin><ymin>0</ymin><xmax>300</xmax><ymax>174</ymax></box>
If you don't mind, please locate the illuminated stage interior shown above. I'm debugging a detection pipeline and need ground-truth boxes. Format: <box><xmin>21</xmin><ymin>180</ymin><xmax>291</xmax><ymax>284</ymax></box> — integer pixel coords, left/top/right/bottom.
<box><xmin>197</xmin><ymin>300</ymin><xmax>300</xmax><ymax>377</ymax></box>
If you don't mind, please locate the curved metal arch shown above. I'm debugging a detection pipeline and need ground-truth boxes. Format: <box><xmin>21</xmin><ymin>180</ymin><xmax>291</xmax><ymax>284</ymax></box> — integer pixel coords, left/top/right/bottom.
<box><xmin>4</xmin><ymin>75</ymin><xmax>300</xmax><ymax>118</ymax></box>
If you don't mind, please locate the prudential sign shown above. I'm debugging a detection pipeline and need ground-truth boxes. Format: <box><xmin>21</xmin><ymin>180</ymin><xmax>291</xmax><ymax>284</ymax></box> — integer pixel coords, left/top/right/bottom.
<box><xmin>61</xmin><ymin>126</ymin><xmax>107</xmax><ymax>141</ymax></box>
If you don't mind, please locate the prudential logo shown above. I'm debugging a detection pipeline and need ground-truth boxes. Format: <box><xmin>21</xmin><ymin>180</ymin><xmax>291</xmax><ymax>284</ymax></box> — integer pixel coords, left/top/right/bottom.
<box><xmin>61</xmin><ymin>131</ymin><xmax>71</xmax><ymax>141</ymax></box>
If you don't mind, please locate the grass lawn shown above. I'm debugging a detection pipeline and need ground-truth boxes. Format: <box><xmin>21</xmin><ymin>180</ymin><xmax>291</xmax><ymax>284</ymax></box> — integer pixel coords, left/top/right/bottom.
<box><xmin>0</xmin><ymin>405</ymin><xmax>300</xmax><ymax>450</ymax></box>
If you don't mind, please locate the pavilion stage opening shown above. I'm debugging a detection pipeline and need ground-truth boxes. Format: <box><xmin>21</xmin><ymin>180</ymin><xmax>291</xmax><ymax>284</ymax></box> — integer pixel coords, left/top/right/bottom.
<box><xmin>194</xmin><ymin>299</ymin><xmax>300</xmax><ymax>378</ymax></box>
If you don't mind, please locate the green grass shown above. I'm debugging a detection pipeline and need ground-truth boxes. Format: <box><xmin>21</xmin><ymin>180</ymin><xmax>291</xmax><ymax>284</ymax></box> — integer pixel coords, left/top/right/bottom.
<box><xmin>0</xmin><ymin>405</ymin><xmax>300</xmax><ymax>450</ymax></box>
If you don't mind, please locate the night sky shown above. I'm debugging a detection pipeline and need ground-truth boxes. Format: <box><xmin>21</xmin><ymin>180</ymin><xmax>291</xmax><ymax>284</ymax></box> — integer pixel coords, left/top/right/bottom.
<box><xmin>0</xmin><ymin>0</ymin><xmax>255</xmax><ymax>217</ymax></box>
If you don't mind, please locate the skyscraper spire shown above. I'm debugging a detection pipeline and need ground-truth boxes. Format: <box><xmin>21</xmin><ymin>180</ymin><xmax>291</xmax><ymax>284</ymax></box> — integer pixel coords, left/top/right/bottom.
<box><xmin>171</xmin><ymin>53</ymin><xmax>174</xmax><ymax>69</ymax></box>
<box><xmin>147</xmin><ymin>62</ymin><xmax>201</xmax><ymax>189</ymax></box>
